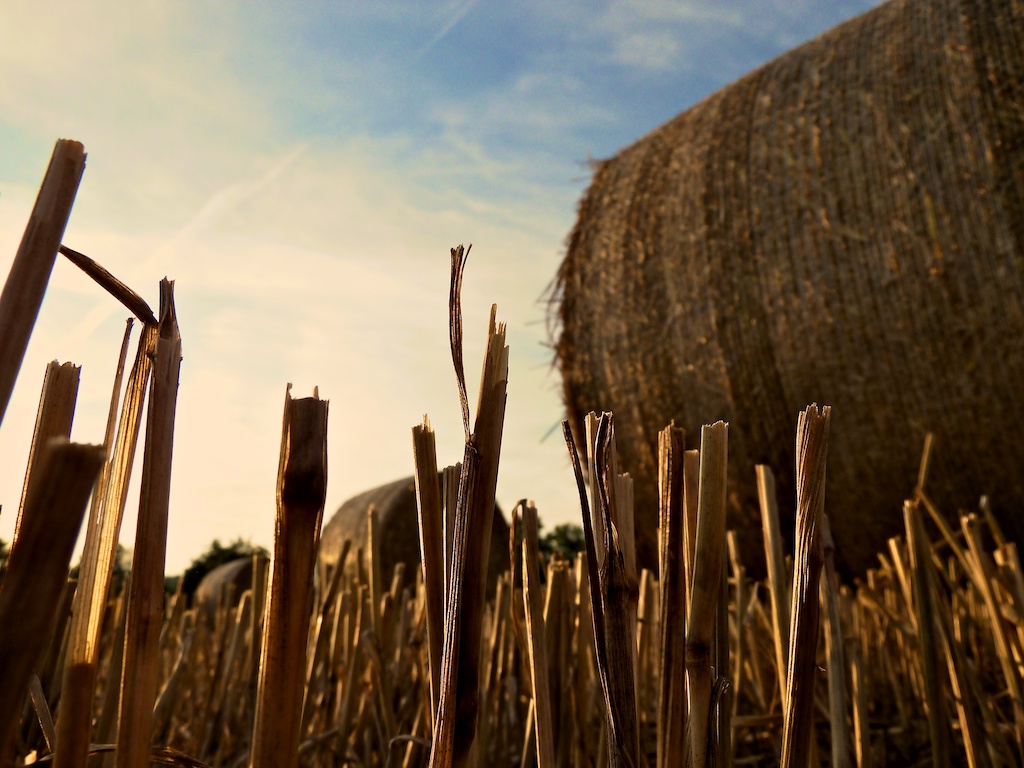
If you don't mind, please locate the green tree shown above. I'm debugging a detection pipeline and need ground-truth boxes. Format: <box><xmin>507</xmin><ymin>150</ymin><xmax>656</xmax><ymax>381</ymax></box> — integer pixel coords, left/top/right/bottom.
<box><xmin>0</xmin><ymin>538</ymin><xmax>9</xmax><ymax>580</ymax></box>
<box><xmin>538</xmin><ymin>522</ymin><xmax>586</xmax><ymax>560</ymax></box>
<box><xmin>180</xmin><ymin>538</ymin><xmax>268</xmax><ymax>598</ymax></box>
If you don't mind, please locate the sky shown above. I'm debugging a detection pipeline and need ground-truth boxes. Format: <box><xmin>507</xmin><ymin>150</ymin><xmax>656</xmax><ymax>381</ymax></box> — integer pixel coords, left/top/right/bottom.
<box><xmin>0</xmin><ymin>0</ymin><xmax>882</xmax><ymax>574</ymax></box>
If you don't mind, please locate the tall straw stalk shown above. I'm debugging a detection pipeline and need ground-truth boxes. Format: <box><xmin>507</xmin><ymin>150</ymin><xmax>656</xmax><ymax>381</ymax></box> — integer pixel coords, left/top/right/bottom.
<box><xmin>250</xmin><ymin>388</ymin><xmax>329</xmax><ymax>768</ymax></box>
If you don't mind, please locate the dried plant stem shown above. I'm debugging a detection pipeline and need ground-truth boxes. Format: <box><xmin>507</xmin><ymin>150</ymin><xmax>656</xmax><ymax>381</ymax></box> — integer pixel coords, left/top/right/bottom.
<box><xmin>584</xmin><ymin>414</ymin><xmax>606</xmax><ymax>568</ymax></box>
<box><xmin>848</xmin><ymin>628</ymin><xmax>870</xmax><ymax>768</ymax></box>
<box><xmin>52</xmin><ymin>320</ymin><xmax>159</xmax><ymax>766</ymax></box>
<box><xmin>442</xmin><ymin>464</ymin><xmax>461</xmax><ymax>599</ymax></box>
<box><xmin>249</xmin><ymin>553</ymin><xmax>270</xmax><ymax>694</ymax></box>
<box><xmin>821</xmin><ymin>517</ymin><xmax>851</xmax><ymax>768</ymax></box>
<box><xmin>67</xmin><ymin>322</ymin><xmax>158</xmax><ymax>667</ymax></box>
<box><xmin>29</xmin><ymin>674</ymin><xmax>57</xmax><ymax>752</ymax></box>
<box><xmin>714</xmin><ymin>550</ymin><xmax>732</xmax><ymax>766</ymax></box>
<box><xmin>368</xmin><ymin>504</ymin><xmax>384</xmax><ymax>637</ymax></box>
<box><xmin>0</xmin><ymin>439</ymin><xmax>103</xmax><ymax>761</ymax></box>
<box><xmin>961</xmin><ymin>513</ymin><xmax>1024</xmax><ymax>760</ymax></box>
<box><xmin>932</xmin><ymin>577</ymin><xmax>987</xmax><ymax>768</ymax></box>
<box><xmin>780</xmin><ymin>404</ymin><xmax>831</xmax><ymax>768</ymax></box>
<box><xmin>153</xmin><ymin>616</ymin><xmax>195</xmax><ymax>738</ymax></box>
<box><xmin>301</xmin><ymin>541</ymin><xmax>346</xmax><ymax>738</ymax></box>
<box><xmin>683</xmin><ymin>449</ymin><xmax>700</xmax><ymax>604</ymax></box>
<box><xmin>93</xmin><ymin>582</ymin><xmax>128</xmax><ymax>756</ymax></box>
<box><xmin>13</xmin><ymin>360</ymin><xmax>80</xmax><ymax>542</ymax></box>
<box><xmin>0</xmin><ymin>139</ymin><xmax>86</xmax><ymax>426</ymax></box>
<box><xmin>412</xmin><ymin>419</ymin><xmax>444</xmax><ymax>723</ymax></box>
<box><xmin>758</xmin><ymin>464</ymin><xmax>790</xmax><ymax>708</ymax></box>
<box><xmin>903</xmin><ymin>501</ymin><xmax>949</xmax><ymax>768</ymax></box>
<box><xmin>249</xmin><ymin>388</ymin><xmax>329</xmax><ymax>768</ymax></box>
<box><xmin>686</xmin><ymin>421</ymin><xmax>728</xmax><ymax>768</ymax></box>
<box><xmin>58</xmin><ymin>245</ymin><xmax>156</xmax><ymax>325</ymax></box>
<box><xmin>563</xmin><ymin>414</ymin><xmax>639</xmax><ymax>768</ymax></box>
<box><xmin>52</xmin><ymin>663</ymin><xmax>96</xmax><ymax>768</ymax></box>
<box><xmin>116</xmin><ymin>280</ymin><xmax>182</xmax><ymax>768</ymax></box>
<box><xmin>657</xmin><ymin>424</ymin><xmax>687</xmax><ymax>768</ymax></box>
<box><xmin>429</xmin><ymin>246</ymin><xmax>508</xmax><ymax>768</ymax></box>
<box><xmin>520</xmin><ymin>501</ymin><xmax>555</xmax><ymax>768</ymax></box>
<box><xmin>595</xmin><ymin>415</ymin><xmax>641</xmax><ymax>768</ymax></box>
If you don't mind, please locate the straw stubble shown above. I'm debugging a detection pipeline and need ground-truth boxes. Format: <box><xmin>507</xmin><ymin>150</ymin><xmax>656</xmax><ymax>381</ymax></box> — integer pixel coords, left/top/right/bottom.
<box><xmin>0</xmin><ymin>440</ymin><xmax>103</xmax><ymax>764</ymax></box>
<box><xmin>412</xmin><ymin>418</ymin><xmax>444</xmax><ymax>723</ymax></box>
<box><xmin>657</xmin><ymin>424</ymin><xmax>687</xmax><ymax>768</ymax></box>
<box><xmin>0</xmin><ymin>139</ymin><xmax>86</xmax><ymax>426</ymax></box>
<box><xmin>685</xmin><ymin>421</ymin><xmax>728</xmax><ymax>768</ymax></box>
<box><xmin>12</xmin><ymin>360</ymin><xmax>80</xmax><ymax>544</ymax></box>
<box><xmin>116</xmin><ymin>280</ymin><xmax>183</xmax><ymax>768</ymax></box>
<box><xmin>55</xmin><ymin>323</ymin><xmax>157</xmax><ymax>768</ymax></box>
<box><xmin>594</xmin><ymin>414</ymin><xmax>641</xmax><ymax>768</ymax></box>
<box><xmin>428</xmin><ymin>246</ymin><xmax>508</xmax><ymax>768</ymax></box>
<box><xmin>780</xmin><ymin>404</ymin><xmax>831</xmax><ymax>768</ymax></box>
<box><xmin>520</xmin><ymin>501</ymin><xmax>555</xmax><ymax>768</ymax></box>
<box><xmin>249</xmin><ymin>388</ymin><xmax>329</xmax><ymax>768</ymax></box>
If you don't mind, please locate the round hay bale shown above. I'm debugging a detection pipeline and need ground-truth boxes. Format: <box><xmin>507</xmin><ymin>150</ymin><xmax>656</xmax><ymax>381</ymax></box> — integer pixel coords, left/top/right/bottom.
<box><xmin>553</xmin><ymin>0</ymin><xmax>1024</xmax><ymax>575</ymax></box>
<box><xmin>193</xmin><ymin>556</ymin><xmax>264</xmax><ymax>622</ymax></box>
<box><xmin>318</xmin><ymin>475</ymin><xmax>510</xmax><ymax>592</ymax></box>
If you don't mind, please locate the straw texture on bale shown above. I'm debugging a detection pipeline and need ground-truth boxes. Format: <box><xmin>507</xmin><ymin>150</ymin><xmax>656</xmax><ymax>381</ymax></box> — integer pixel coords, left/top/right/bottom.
<box><xmin>318</xmin><ymin>475</ymin><xmax>510</xmax><ymax>591</ymax></box>
<box><xmin>553</xmin><ymin>0</ymin><xmax>1024</xmax><ymax>574</ymax></box>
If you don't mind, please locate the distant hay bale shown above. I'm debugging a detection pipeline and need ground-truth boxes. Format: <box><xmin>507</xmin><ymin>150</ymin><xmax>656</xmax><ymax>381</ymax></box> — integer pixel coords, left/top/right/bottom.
<box><xmin>318</xmin><ymin>475</ymin><xmax>510</xmax><ymax>591</ymax></box>
<box><xmin>553</xmin><ymin>0</ymin><xmax>1024</xmax><ymax>573</ymax></box>
<box><xmin>193</xmin><ymin>557</ymin><xmax>264</xmax><ymax>622</ymax></box>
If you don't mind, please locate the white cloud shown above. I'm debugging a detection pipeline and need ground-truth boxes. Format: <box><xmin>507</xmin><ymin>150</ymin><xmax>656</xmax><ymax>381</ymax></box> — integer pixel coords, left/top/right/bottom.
<box><xmin>590</xmin><ymin>1</ymin><xmax>744</xmax><ymax>73</ymax></box>
<box><xmin>523</xmin><ymin>0</ymin><xmax>880</xmax><ymax>82</ymax></box>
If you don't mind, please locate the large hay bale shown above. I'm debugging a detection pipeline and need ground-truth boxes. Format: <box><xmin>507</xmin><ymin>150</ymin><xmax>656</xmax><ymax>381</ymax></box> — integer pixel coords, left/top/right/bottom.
<box><xmin>554</xmin><ymin>0</ymin><xmax>1024</xmax><ymax>574</ymax></box>
<box><xmin>318</xmin><ymin>475</ymin><xmax>510</xmax><ymax>591</ymax></box>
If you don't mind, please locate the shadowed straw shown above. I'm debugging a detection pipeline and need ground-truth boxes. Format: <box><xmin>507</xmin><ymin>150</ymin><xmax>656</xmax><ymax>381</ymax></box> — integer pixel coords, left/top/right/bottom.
<box><xmin>961</xmin><ymin>513</ymin><xmax>1024</xmax><ymax>760</ymax></box>
<box><xmin>0</xmin><ymin>439</ymin><xmax>104</xmax><ymax>760</ymax></box>
<box><xmin>820</xmin><ymin>516</ymin><xmax>851</xmax><ymax>768</ymax></box>
<box><xmin>903</xmin><ymin>501</ymin><xmax>949</xmax><ymax>768</ymax></box>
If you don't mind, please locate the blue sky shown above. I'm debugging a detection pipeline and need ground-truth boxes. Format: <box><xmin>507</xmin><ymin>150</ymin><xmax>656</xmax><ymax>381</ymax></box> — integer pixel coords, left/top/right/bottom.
<box><xmin>0</xmin><ymin>0</ymin><xmax>881</xmax><ymax>573</ymax></box>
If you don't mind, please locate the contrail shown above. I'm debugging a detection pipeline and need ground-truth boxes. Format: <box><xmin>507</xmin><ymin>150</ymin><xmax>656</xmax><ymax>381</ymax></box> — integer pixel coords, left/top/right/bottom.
<box><xmin>159</xmin><ymin>141</ymin><xmax>307</xmax><ymax>247</ymax></box>
<box><xmin>63</xmin><ymin>142</ymin><xmax>307</xmax><ymax>348</ymax></box>
<box><xmin>415</xmin><ymin>0</ymin><xmax>482</xmax><ymax>60</ymax></box>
